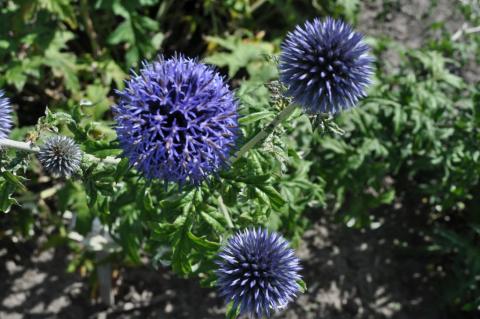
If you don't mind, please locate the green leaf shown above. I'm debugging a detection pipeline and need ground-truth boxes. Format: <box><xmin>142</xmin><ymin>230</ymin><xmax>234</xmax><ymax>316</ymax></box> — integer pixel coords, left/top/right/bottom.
<box><xmin>2</xmin><ymin>171</ymin><xmax>27</xmax><ymax>192</ymax></box>
<box><xmin>41</xmin><ymin>0</ymin><xmax>78</xmax><ymax>28</ymax></box>
<box><xmin>225</xmin><ymin>301</ymin><xmax>240</xmax><ymax>319</ymax></box>
<box><xmin>201</xmin><ymin>211</ymin><xmax>227</xmax><ymax>233</ymax></box>
<box><xmin>44</xmin><ymin>31</ymin><xmax>79</xmax><ymax>91</ymax></box>
<box><xmin>5</xmin><ymin>64</ymin><xmax>27</xmax><ymax>91</ymax></box>
<box><xmin>0</xmin><ymin>180</ymin><xmax>17</xmax><ymax>213</ymax></box>
<box><xmin>238</xmin><ymin>111</ymin><xmax>273</xmax><ymax>125</ymax></box>
<box><xmin>336</xmin><ymin>0</ymin><xmax>360</xmax><ymax>22</ymax></box>
<box><xmin>321</xmin><ymin>138</ymin><xmax>348</xmax><ymax>154</ymax></box>
<box><xmin>298</xmin><ymin>279</ymin><xmax>307</xmax><ymax>293</ymax></box>
<box><xmin>102</xmin><ymin>59</ymin><xmax>127</xmax><ymax>89</ymax></box>
<box><xmin>234</xmin><ymin>174</ymin><xmax>271</xmax><ymax>185</ymax></box>
<box><xmin>218</xmin><ymin>196</ymin><xmax>234</xmax><ymax>229</ymax></box>
<box><xmin>257</xmin><ymin>185</ymin><xmax>286</xmax><ymax>210</ymax></box>
<box><xmin>171</xmin><ymin>230</ymin><xmax>192</xmax><ymax>274</ymax></box>
<box><xmin>108</xmin><ymin>20</ymin><xmax>135</xmax><ymax>45</ymax></box>
<box><xmin>204</xmin><ymin>35</ymin><xmax>274</xmax><ymax>78</ymax></box>
<box><xmin>120</xmin><ymin>226</ymin><xmax>142</xmax><ymax>264</ymax></box>
<box><xmin>187</xmin><ymin>231</ymin><xmax>220</xmax><ymax>250</ymax></box>
<box><xmin>114</xmin><ymin>158</ymin><xmax>130</xmax><ymax>181</ymax></box>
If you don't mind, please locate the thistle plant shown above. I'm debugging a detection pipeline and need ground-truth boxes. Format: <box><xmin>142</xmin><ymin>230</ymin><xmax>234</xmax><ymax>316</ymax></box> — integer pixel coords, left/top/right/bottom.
<box><xmin>113</xmin><ymin>55</ymin><xmax>239</xmax><ymax>186</ymax></box>
<box><xmin>216</xmin><ymin>228</ymin><xmax>302</xmax><ymax>318</ymax></box>
<box><xmin>279</xmin><ymin>18</ymin><xmax>374</xmax><ymax>114</ymax></box>
<box><xmin>0</xmin><ymin>14</ymin><xmax>372</xmax><ymax>318</ymax></box>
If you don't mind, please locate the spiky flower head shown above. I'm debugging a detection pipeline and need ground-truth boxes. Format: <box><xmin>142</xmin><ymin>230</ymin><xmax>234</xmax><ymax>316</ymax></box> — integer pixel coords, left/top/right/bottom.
<box><xmin>113</xmin><ymin>55</ymin><xmax>239</xmax><ymax>186</ymax></box>
<box><xmin>38</xmin><ymin>136</ymin><xmax>82</xmax><ymax>178</ymax></box>
<box><xmin>216</xmin><ymin>228</ymin><xmax>302</xmax><ymax>318</ymax></box>
<box><xmin>0</xmin><ymin>90</ymin><xmax>13</xmax><ymax>139</ymax></box>
<box><xmin>279</xmin><ymin>17</ymin><xmax>373</xmax><ymax>114</ymax></box>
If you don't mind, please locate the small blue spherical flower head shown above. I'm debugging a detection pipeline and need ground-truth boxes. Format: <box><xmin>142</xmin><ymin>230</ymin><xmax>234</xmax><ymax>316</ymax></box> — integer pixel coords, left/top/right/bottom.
<box><xmin>38</xmin><ymin>136</ymin><xmax>82</xmax><ymax>178</ymax></box>
<box><xmin>216</xmin><ymin>228</ymin><xmax>302</xmax><ymax>318</ymax></box>
<box><xmin>113</xmin><ymin>55</ymin><xmax>239</xmax><ymax>186</ymax></box>
<box><xmin>279</xmin><ymin>17</ymin><xmax>374</xmax><ymax>114</ymax></box>
<box><xmin>0</xmin><ymin>90</ymin><xmax>13</xmax><ymax>139</ymax></box>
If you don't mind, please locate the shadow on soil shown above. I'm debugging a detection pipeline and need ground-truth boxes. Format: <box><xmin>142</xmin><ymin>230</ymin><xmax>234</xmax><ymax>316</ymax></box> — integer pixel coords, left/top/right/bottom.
<box><xmin>0</xmin><ymin>205</ymin><xmax>457</xmax><ymax>319</ymax></box>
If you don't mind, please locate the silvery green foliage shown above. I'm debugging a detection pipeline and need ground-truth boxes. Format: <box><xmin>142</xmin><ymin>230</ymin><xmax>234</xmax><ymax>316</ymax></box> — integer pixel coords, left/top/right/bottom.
<box><xmin>216</xmin><ymin>228</ymin><xmax>301</xmax><ymax>318</ymax></box>
<box><xmin>0</xmin><ymin>90</ymin><xmax>12</xmax><ymax>139</ymax></box>
<box><xmin>38</xmin><ymin>136</ymin><xmax>82</xmax><ymax>178</ymax></box>
<box><xmin>279</xmin><ymin>18</ymin><xmax>373</xmax><ymax>114</ymax></box>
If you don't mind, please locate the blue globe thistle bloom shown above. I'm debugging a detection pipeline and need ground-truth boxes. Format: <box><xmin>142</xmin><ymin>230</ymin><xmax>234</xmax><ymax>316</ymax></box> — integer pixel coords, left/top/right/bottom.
<box><xmin>279</xmin><ymin>18</ymin><xmax>374</xmax><ymax>114</ymax></box>
<box><xmin>216</xmin><ymin>228</ymin><xmax>302</xmax><ymax>318</ymax></box>
<box><xmin>38</xmin><ymin>136</ymin><xmax>82</xmax><ymax>178</ymax></box>
<box><xmin>0</xmin><ymin>90</ymin><xmax>13</xmax><ymax>139</ymax></box>
<box><xmin>113</xmin><ymin>55</ymin><xmax>239</xmax><ymax>185</ymax></box>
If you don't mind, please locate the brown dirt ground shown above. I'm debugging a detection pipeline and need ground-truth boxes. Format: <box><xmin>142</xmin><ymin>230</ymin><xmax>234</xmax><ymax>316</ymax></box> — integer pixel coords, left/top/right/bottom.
<box><xmin>0</xmin><ymin>208</ymin><xmax>446</xmax><ymax>319</ymax></box>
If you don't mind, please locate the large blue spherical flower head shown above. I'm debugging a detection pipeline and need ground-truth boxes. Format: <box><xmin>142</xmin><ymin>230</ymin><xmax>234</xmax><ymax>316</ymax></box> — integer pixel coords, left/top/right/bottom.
<box><xmin>279</xmin><ymin>17</ymin><xmax>374</xmax><ymax>114</ymax></box>
<box><xmin>216</xmin><ymin>228</ymin><xmax>302</xmax><ymax>318</ymax></box>
<box><xmin>113</xmin><ymin>55</ymin><xmax>239</xmax><ymax>185</ymax></box>
<box><xmin>0</xmin><ymin>90</ymin><xmax>13</xmax><ymax>139</ymax></box>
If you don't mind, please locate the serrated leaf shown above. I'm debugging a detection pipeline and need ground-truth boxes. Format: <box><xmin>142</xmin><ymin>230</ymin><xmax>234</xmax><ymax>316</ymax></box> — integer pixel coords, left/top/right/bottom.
<box><xmin>171</xmin><ymin>230</ymin><xmax>192</xmax><ymax>274</ymax></box>
<box><xmin>42</xmin><ymin>0</ymin><xmax>78</xmax><ymax>28</ymax></box>
<box><xmin>108</xmin><ymin>20</ymin><xmax>135</xmax><ymax>45</ymax></box>
<box><xmin>0</xmin><ymin>181</ymin><xmax>17</xmax><ymax>213</ymax></box>
<box><xmin>2</xmin><ymin>171</ymin><xmax>27</xmax><ymax>192</ymax></box>
<box><xmin>5</xmin><ymin>64</ymin><xmax>27</xmax><ymax>90</ymax></box>
<box><xmin>257</xmin><ymin>185</ymin><xmax>286</xmax><ymax>210</ymax></box>
<box><xmin>44</xmin><ymin>31</ymin><xmax>79</xmax><ymax>91</ymax></box>
<box><xmin>201</xmin><ymin>211</ymin><xmax>226</xmax><ymax>233</ymax></box>
<box><xmin>187</xmin><ymin>231</ymin><xmax>220</xmax><ymax>250</ymax></box>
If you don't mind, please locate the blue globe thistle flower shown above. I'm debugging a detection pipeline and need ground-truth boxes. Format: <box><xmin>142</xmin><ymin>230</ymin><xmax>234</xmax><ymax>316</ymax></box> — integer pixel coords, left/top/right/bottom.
<box><xmin>0</xmin><ymin>90</ymin><xmax>13</xmax><ymax>139</ymax></box>
<box><xmin>38</xmin><ymin>136</ymin><xmax>82</xmax><ymax>178</ymax></box>
<box><xmin>216</xmin><ymin>228</ymin><xmax>302</xmax><ymax>318</ymax></box>
<box><xmin>113</xmin><ymin>55</ymin><xmax>239</xmax><ymax>186</ymax></box>
<box><xmin>279</xmin><ymin>18</ymin><xmax>374</xmax><ymax>114</ymax></box>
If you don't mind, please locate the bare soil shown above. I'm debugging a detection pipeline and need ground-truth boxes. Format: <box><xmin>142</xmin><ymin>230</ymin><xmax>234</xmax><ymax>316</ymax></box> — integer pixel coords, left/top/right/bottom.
<box><xmin>0</xmin><ymin>208</ymin><xmax>443</xmax><ymax>319</ymax></box>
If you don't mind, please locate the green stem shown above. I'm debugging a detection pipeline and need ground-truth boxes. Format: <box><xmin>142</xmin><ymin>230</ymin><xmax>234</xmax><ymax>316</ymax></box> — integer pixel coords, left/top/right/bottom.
<box><xmin>232</xmin><ymin>102</ymin><xmax>297</xmax><ymax>163</ymax></box>
<box><xmin>250</xmin><ymin>0</ymin><xmax>268</xmax><ymax>13</ymax></box>
<box><xmin>80</xmin><ymin>0</ymin><xmax>101</xmax><ymax>58</ymax></box>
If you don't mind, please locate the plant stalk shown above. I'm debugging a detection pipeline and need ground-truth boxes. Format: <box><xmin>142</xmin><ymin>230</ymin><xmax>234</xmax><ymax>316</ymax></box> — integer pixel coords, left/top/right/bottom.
<box><xmin>79</xmin><ymin>0</ymin><xmax>101</xmax><ymax>58</ymax></box>
<box><xmin>0</xmin><ymin>138</ymin><xmax>120</xmax><ymax>165</ymax></box>
<box><xmin>0</xmin><ymin>138</ymin><xmax>39</xmax><ymax>152</ymax></box>
<box><xmin>232</xmin><ymin>102</ymin><xmax>297</xmax><ymax>163</ymax></box>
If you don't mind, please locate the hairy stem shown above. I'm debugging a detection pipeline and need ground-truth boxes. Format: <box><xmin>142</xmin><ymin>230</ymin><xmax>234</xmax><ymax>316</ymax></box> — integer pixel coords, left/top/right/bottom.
<box><xmin>0</xmin><ymin>138</ymin><xmax>39</xmax><ymax>152</ymax></box>
<box><xmin>83</xmin><ymin>154</ymin><xmax>120</xmax><ymax>165</ymax></box>
<box><xmin>232</xmin><ymin>102</ymin><xmax>297</xmax><ymax>163</ymax></box>
<box><xmin>0</xmin><ymin>138</ymin><xmax>119</xmax><ymax>165</ymax></box>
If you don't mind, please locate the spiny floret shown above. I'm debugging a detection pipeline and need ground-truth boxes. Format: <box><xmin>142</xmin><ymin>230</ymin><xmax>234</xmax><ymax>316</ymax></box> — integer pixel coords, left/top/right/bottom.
<box><xmin>279</xmin><ymin>17</ymin><xmax>373</xmax><ymax>114</ymax></box>
<box><xmin>38</xmin><ymin>136</ymin><xmax>82</xmax><ymax>178</ymax></box>
<box><xmin>0</xmin><ymin>90</ymin><xmax>13</xmax><ymax>139</ymax></box>
<box><xmin>216</xmin><ymin>228</ymin><xmax>302</xmax><ymax>318</ymax></box>
<box><xmin>113</xmin><ymin>55</ymin><xmax>239</xmax><ymax>186</ymax></box>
